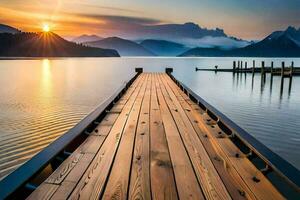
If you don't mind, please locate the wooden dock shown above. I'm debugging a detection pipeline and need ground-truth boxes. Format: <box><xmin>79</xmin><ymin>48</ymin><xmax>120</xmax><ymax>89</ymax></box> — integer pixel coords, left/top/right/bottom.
<box><xmin>20</xmin><ymin>72</ymin><xmax>291</xmax><ymax>199</ymax></box>
<box><xmin>0</xmin><ymin>70</ymin><xmax>299</xmax><ymax>199</ymax></box>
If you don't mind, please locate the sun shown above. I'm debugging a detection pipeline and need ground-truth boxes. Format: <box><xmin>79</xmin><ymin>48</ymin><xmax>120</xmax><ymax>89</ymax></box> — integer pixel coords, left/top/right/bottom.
<box><xmin>42</xmin><ymin>24</ymin><xmax>50</xmax><ymax>32</ymax></box>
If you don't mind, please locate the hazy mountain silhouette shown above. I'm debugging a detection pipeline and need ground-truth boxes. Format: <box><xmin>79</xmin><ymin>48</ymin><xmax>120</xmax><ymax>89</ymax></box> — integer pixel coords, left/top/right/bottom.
<box><xmin>179</xmin><ymin>47</ymin><xmax>226</xmax><ymax>57</ymax></box>
<box><xmin>180</xmin><ymin>26</ymin><xmax>300</xmax><ymax>57</ymax></box>
<box><xmin>0</xmin><ymin>24</ymin><xmax>20</xmax><ymax>34</ymax></box>
<box><xmin>85</xmin><ymin>37</ymin><xmax>155</xmax><ymax>56</ymax></box>
<box><xmin>0</xmin><ymin>32</ymin><xmax>119</xmax><ymax>57</ymax></box>
<box><xmin>72</xmin><ymin>34</ymin><xmax>104</xmax><ymax>43</ymax></box>
<box><xmin>267</xmin><ymin>26</ymin><xmax>300</xmax><ymax>46</ymax></box>
<box><xmin>122</xmin><ymin>22</ymin><xmax>250</xmax><ymax>49</ymax></box>
<box><xmin>140</xmin><ymin>39</ymin><xmax>189</xmax><ymax>56</ymax></box>
<box><xmin>140</xmin><ymin>22</ymin><xmax>226</xmax><ymax>39</ymax></box>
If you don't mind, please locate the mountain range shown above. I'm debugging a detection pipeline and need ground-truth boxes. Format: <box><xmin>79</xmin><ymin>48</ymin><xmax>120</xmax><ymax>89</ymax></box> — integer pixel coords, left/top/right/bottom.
<box><xmin>180</xmin><ymin>26</ymin><xmax>300</xmax><ymax>57</ymax></box>
<box><xmin>140</xmin><ymin>40</ymin><xmax>189</xmax><ymax>56</ymax></box>
<box><xmin>85</xmin><ymin>37</ymin><xmax>155</xmax><ymax>56</ymax></box>
<box><xmin>0</xmin><ymin>23</ymin><xmax>300</xmax><ymax>57</ymax></box>
<box><xmin>72</xmin><ymin>34</ymin><xmax>103</xmax><ymax>43</ymax></box>
<box><xmin>0</xmin><ymin>32</ymin><xmax>119</xmax><ymax>57</ymax></box>
<box><xmin>0</xmin><ymin>24</ymin><xmax>20</xmax><ymax>34</ymax></box>
<box><xmin>83</xmin><ymin>37</ymin><xmax>191</xmax><ymax>56</ymax></box>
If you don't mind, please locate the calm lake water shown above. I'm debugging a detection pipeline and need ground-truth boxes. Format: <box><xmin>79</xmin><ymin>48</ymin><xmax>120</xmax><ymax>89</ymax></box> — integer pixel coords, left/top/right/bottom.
<box><xmin>0</xmin><ymin>57</ymin><xmax>299</xmax><ymax>179</ymax></box>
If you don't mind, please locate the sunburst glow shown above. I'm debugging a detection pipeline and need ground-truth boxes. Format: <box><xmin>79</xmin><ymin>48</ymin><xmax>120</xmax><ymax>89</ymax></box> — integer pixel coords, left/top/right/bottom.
<box><xmin>42</xmin><ymin>24</ymin><xmax>50</xmax><ymax>32</ymax></box>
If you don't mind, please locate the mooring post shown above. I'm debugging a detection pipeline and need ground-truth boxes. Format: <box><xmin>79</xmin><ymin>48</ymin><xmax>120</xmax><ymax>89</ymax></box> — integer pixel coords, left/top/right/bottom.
<box><xmin>233</xmin><ymin>61</ymin><xmax>236</xmax><ymax>73</ymax></box>
<box><xmin>245</xmin><ymin>62</ymin><xmax>248</xmax><ymax>71</ymax></box>
<box><xmin>281</xmin><ymin>62</ymin><xmax>285</xmax><ymax>78</ymax></box>
<box><xmin>261</xmin><ymin>61</ymin><xmax>265</xmax><ymax>77</ymax></box>
<box><xmin>237</xmin><ymin>61</ymin><xmax>240</xmax><ymax>72</ymax></box>
<box><xmin>252</xmin><ymin>60</ymin><xmax>255</xmax><ymax>74</ymax></box>
<box><xmin>214</xmin><ymin>65</ymin><xmax>218</xmax><ymax>72</ymax></box>
<box><xmin>165</xmin><ymin>68</ymin><xmax>173</xmax><ymax>74</ymax></box>
<box><xmin>241</xmin><ymin>61</ymin><xmax>243</xmax><ymax>72</ymax></box>
<box><xmin>270</xmin><ymin>61</ymin><xmax>274</xmax><ymax>76</ymax></box>
<box><xmin>280</xmin><ymin>62</ymin><xmax>285</xmax><ymax>94</ymax></box>
<box><xmin>290</xmin><ymin>61</ymin><xmax>294</xmax><ymax>78</ymax></box>
<box><xmin>135</xmin><ymin>68</ymin><xmax>143</xmax><ymax>73</ymax></box>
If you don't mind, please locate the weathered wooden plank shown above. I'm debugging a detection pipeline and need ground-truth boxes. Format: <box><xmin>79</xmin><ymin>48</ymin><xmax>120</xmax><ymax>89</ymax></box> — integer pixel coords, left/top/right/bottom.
<box><xmin>45</xmin><ymin>135</ymin><xmax>107</xmax><ymax>185</ymax></box>
<box><xmin>155</xmin><ymin>74</ymin><xmax>204</xmax><ymax>200</ymax></box>
<box><xmin>100</xmin><ymin>113</ymin><xmax>119</xmax><ymax>126</ymax></box>
<box><xmin>162</xmin><ymin>74</ymin><xmax>257</xmax><ymax>200</ymax></box>
<box><xmin>68</xmin><ymin>74</ymin><xmax>147</xmax><ymax>199</ymax></box>
<box><xmin>162</xmin><ymin>74</ymin><xmax>284</xmax><ymax>200</ymax></box>
<box><xmin>39</xmin><ymin>73</ymin><xmax>145</xmax><ymax>199</ymax></box>
<box><xmin>157</xmin><ymin>74</ymin><xmax>231</xmax><ymax>200</ymax></box>
<box><xmin>64</xmin><ymin>153</ymin><xmax>95</xmax><ymax>183</ymax></box>
<box><xmin>45</xmin><ymin>118</ymin><xmax>116</xmax><ymax>185</ymax></box>
<box><xmin>91</xmin><ymin>125</ymin><xmax>112</xmax><ymax>136</ymax></box>
<box><xmin>44</xmin><ymin>74</ymin><xmax>144</xmax><ymax>187</ymax></box>
<box><xmin>195</xmin><ymin>113</ymin><xmax>284</xmax><ymax>200</ymax></box>
<box><xmin>128</xmin><ymin>74</ymin><xmax>151</xmax><ymax>200</ymax></box>
<box><xmin>102</xmin><ymin>74</ymin><xmax>149</xmax><ymax>200</ymax></box>
<box><xmin>218</xmin><ymin>138</ymin><xmax>285</xmax><ymax>200</ymax></box>
<box><xmin>110</xmin><ymin>104</ymin><xmax>124</xmax><ymax>113</ymax></box>
<box><xmin>45</xmin><ymin>152</ymin><xmax>84</xmax><ymax>185</ymax></box>
<box><xmin>50</xmin><ymin>181</ymin><xmax>76</xmax><ymax>200</ymax></box>
<box><xmin>149</xmin><ymin>74</ymin><xmax>178</xmax><ymax>200</ymax></box>
<box><xmin>27</xmin><ymin>183</ymin><xmax>58</xmax><ymax>200</ymax></box>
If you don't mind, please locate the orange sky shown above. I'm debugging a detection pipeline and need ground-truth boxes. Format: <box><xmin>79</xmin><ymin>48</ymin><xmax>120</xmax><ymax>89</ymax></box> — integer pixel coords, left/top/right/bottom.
<box><xmin>1</xmin><ymin>0</ymin><xmax>299</xmax><ymax>40</ymax></box>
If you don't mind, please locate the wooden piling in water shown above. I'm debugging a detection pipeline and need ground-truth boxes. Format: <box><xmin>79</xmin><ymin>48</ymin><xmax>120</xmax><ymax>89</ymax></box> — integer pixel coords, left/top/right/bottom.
<box><xmin>270</xmin><ymin>62</ymin><xmax>274</xmax><ymax>76</ymax></box>
<box><xmin>261</xmin><ymin>61</ymin><xmax>265</xmax><ymax>77</ymax></box>
<box><xmin>281</xmin><ymin>62</ymin><xmax>285</xmax><ymax>79</ymax></box>
<box><xmin>245</xmin><ymin>62</ymin><xmax>248</xmax><ymax>71</ymax></box>
<box><xmin>252</xmin><ymin>60</ymin><xmax>255</xmax><ymax>74</ymax></box>
<box><xmin>233</xmin><ymin>61</ymin><xmax>236</xmax><ymax>73</ymax></box>
<box><xmin>290</xmin><ymin>61</ymin><xmax>294</xmax><ymax>78</ymax></box>
<box><xmin>241</xmin><ymin>61</ymin><xmax>243</xmax><ymax>72</ymax></box>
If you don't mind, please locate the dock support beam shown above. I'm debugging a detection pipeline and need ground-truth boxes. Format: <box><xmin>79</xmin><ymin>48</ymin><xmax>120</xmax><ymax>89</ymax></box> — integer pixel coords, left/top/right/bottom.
<box><xmin>281</xmin><ymin>62</ymin><xmax>285</xmax><ymax>78</ymax></box>
<box><xmin>241</xmin><ymin>61</ymin><xmax>243</xmax><ymax>72</ymax></box>
<box><xmin>135</xmin><ymin>68</ymin><xmax>143</xmax><ymax>73</ymax></box>
<box><xmin>290</xmin><ymin>61</ymin><xmax>294</xmax><ymax>78</ymax></box>
<box><xmin>165</xmin><ymin>68</ymin><xmax>173</xmax><ymax>74</ymax></box>
<box><xmin>233</xmin><ymin>61</ymin><xmax>236</xmax><ymax>73</ymax></box>
<box><xmin>270</xmin><ymin>62</ymin><xmax>274</xmax><ymax>76</ymax></box>
<box><xmin>261</xmin><ymin>61</ymin><xmax>265</xmax><ymax>77</ymax></box>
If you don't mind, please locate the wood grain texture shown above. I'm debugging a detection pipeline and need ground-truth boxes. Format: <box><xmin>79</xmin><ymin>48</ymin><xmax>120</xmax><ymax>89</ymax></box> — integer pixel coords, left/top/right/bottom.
<box><xmin>27</xmin><ymin>183</ymin><xmax>58</xmax><ymax>200</ymax></box>
<box><xmin>68</xmin><ymin>74</ymin><xmax>146</xmax><ymax>200</ymax></box>
<box><xmin>102</xmin><ymin>74</ymin><xmax>149</xmax><ymax>200</ymax></box>
<box><xmin>161</xmin><ymin>74</ymin><xmax>284</xmax><ymax>200</ymax></box>
<box><xmin>162</xmin><ymin>74</ymin><xmax>257</xmax><ymax>200</ymax></box>
<box><xmin>157</xmin><ymin>74</ymin><xmax>231</xmax><ymax>200</ymax></box>
<box><xmin>149</xmin><ymin>74</ymin><xmax>178</xmax><ymax>200</ymax></box>
<box><xmin>128</xmin><ymin>74</ymin><xmax>151</xmax><ymax>200</ymax></box>
<box><xmin>27</xmin><ymin>73</ymin><xmax>285</xmax><ymax>200</ymax></box>
<box><xmin>155</xmin><ymin>74</ymin><xmax>204</xmax><ymax>200</ymax></box>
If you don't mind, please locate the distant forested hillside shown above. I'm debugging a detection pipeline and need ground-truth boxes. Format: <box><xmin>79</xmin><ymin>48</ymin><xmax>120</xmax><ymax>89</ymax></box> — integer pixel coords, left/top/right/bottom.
<box><xmin>0</xmin><ymin>32</ymin><xmax>119</xmax><ymax>57</ymax></box>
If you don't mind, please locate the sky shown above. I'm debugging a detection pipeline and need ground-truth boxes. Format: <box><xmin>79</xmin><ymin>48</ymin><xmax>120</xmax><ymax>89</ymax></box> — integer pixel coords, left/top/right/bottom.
<box><xmin>0</xmin><ymin>0</ymin><xmax>300</xmax><ymax>40</ymax></box>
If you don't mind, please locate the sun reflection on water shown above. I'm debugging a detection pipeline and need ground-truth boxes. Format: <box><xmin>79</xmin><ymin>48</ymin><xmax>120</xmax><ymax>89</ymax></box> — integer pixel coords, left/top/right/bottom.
<box><xmin>41</xmin><ymin>59</ymin><xmax>52</xmax><ymax>98</ymax></box>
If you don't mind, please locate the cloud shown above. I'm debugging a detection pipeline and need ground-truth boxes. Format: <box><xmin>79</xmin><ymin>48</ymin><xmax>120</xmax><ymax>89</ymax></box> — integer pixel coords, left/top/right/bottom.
<box><xmin>174</xmin><ymin>36</ymin><xmax>251</xmax><ymax>49</ymax></box>
<box><xmin>78</xmin><ymin>14</ymin><xmax>164</xmax><ymax>26</ymax></box>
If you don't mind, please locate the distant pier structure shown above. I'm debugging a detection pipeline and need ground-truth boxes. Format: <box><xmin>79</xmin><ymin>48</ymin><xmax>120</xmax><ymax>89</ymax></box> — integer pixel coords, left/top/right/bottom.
<box><xmin>196</xmin><ymin>60</ymin><xmax>299</xmax><ymax>77</ymax></box>
<box><xmin>195</xmin><ymin>60</ymin><xmax>299</xmax><ymax>94</ymax></box>
<box><xmin>230</xmin><ymin>60</ymin><xmax>298</xmax><ymax>78</ymax></box>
